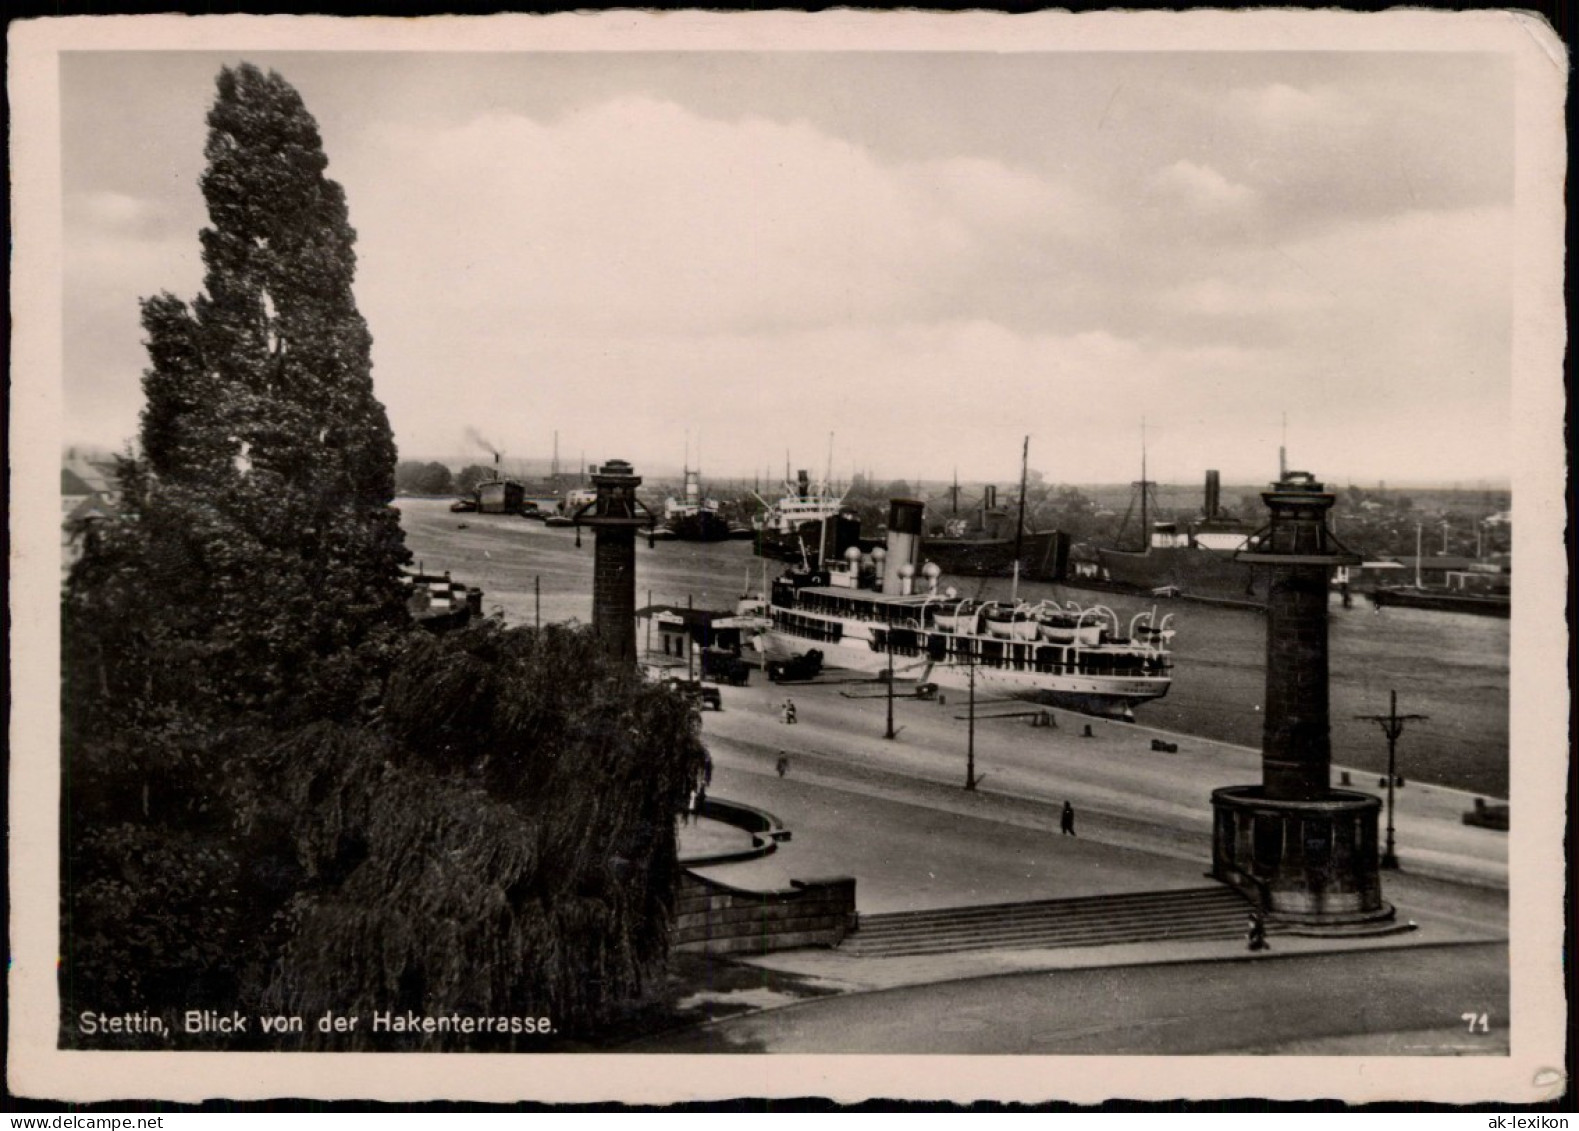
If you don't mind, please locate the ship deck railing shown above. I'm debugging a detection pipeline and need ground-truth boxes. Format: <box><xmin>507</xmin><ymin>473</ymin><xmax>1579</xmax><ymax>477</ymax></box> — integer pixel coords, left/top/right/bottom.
<box><xmin>774</xmin><ymin>618</ymin><xmax>1171</xmax><ymax>679</ymax></box>
<box><xmin>776</xmin><ymin>595</ymin><xmax>1171</xmax><ymax>655</ymax></box>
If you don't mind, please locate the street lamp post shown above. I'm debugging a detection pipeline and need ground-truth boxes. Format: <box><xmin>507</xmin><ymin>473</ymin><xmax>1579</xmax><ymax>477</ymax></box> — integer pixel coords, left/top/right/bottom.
<box><xmin>965</xmin><ymin>643</ymin><xmax>978</xmax><ymax>791</ymax></box>
<box><xmin>884</xmin><ymin>636</ymin><xmax>896</xmax><ymax>740</ymax></box>
<box><xmin>1356</xmin><ymin>689</ymin><xmax>1427</xmax><ymax>870</ymax></box>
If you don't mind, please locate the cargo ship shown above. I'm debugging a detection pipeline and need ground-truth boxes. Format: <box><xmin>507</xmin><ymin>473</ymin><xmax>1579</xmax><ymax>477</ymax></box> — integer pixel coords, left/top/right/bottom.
<box><xmin>1097</xmin><ymin>469</ymin><xmax>1266</xmax><ymax>607</ymax></box>
<box><xmin>748</xmin><ymin>499</ymin><xmax>1175</xmax><ymax>720</ymax></box>
<box><xmin>925</xmin><ymin>470</ymin><xmax>1069</xmax><ymax>583</ymax></box>
<box><xmin>663</xmin><ymin>468</ymin><xmax>731</xmax><ymax>542</ymax></box>
<box><xmin>752</xmin><ymin>469</ymin><xmax>860</xmax><ymax>562</ymax></box>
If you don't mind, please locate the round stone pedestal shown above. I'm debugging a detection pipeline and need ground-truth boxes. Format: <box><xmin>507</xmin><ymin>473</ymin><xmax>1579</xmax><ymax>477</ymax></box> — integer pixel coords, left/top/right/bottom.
<box><xmin>1211</xmin><ymin>785</ymin><xmax>1394</xmax><ymax>925</ymax></box>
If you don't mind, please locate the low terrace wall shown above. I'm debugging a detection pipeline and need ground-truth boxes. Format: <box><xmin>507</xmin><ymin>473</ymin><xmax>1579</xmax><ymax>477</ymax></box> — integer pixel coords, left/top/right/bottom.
<box><xmin>674</xmin><ymin>872</ymin><xmax>857</xmax><ymax>956</ymax></box>
<box><xmin>675</xmin><ymin>795</ymin><xmax>856</xmax><ymax>955</ymax></box>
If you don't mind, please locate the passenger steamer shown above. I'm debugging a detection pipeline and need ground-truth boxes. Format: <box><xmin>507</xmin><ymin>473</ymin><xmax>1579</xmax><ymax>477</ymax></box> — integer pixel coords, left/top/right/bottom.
<box><xmin>751</xmin><ymin>500</ymin><xmax>1175</xmax><ymax>720</ymax></box>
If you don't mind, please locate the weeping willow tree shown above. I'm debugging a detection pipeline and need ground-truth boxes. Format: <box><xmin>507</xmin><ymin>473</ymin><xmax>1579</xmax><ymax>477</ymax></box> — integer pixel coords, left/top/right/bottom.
<box><xmin>63</xmin><ymin>64</ymin><xmax>703</xmax><ymax>1047</ymax></box>
<box><xmin>265</xmin><ymin>622</ymin><xmax>708</xmax><ymax>1047</ymax></box>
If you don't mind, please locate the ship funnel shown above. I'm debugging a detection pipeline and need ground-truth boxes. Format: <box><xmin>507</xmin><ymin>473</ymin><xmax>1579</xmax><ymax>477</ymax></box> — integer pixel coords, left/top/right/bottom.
<box><xmin>1205</xmin><ymin>470</ymin><xmax>1221</xmax><ymax>519</ymax></box>
<box><xmin>797</xmin><ymin>470</ymin><xmax>810</xmax><ymax>500</ymax></box>
<box><xmin>984</xmin><ymin>485</ymin><xmax>997</xmax><ymax>510</ymax></box>
<box><xmin>882</xmin><ymin>498</ymin><xmax>925</xmax><ymax>594</ymax></box>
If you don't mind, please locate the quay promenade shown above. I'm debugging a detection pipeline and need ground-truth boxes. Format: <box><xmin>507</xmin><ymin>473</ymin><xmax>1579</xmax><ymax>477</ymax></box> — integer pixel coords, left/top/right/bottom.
<box><xmin>655</xmin><ymin>668</ymin><xmax>1509</xmax><ymax>1055</ymax></box>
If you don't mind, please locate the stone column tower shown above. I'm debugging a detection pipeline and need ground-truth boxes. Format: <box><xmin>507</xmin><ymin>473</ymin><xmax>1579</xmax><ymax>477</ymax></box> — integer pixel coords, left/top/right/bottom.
<box><xmin>1210</xmin><ymin>471</ymin><xmax>1394</xmax><ymax>925</ymax></box>
<box><xmin>572</xmin><ymin>459</ymin><xmax>653</xmax><ymax>664</ymax></box>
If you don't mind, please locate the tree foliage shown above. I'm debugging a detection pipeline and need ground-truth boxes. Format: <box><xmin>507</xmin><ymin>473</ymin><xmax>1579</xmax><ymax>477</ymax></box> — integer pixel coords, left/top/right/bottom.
<box><xmin>62</xmin><ymin>64</ymin><xmax>703</xmax><ymax>1048</ymax></box>
<box><xmin>121</xmin><ymin>63</ymin><xmax>412</xmax><ymax>708</ymax></box>
<box><xmin>455</xmin><ymin>463</ymin><xmax>496</xmax><ymax>495</ymax></box>
<box><xmin>396</xmin><ymin>460</ymin><xmax>456</xmax><ymax>496</ymax></box>
<box><xmin>265</xmin><ymin>623</ymin><xmax>706</xmax><ymax>1047</ymax></box>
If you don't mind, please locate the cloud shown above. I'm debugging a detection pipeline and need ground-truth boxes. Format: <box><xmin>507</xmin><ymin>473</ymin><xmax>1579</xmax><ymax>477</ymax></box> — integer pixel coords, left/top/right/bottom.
<box><xmin>322</xmin><ymin>94</ymin><xmax>1510</xmax><ymax>484</ymax></box>
<box><xmin>63</xmin><ymin>188</ymin><xmax>206</xmax><ymax>447</ymax></box>
<box><xmin>69</xmin><ymin>190</ymin><xmax>155</xmax><ymax>231</ymax></box>
<box><xmin>373</xmin><ymin>310</ymin><xmax>1292</xmax><ymax>485</ymax></box>
<box><xmin>1160</xmin><ymin>277</ymin><xmax>1332</xmax><ymax>318</ymax></box>
<box><xmin>57</xmin><ymin>53</ymin><xmax>1516</xmax><ymax>486</ymax></box>
<box><xmin>1224</xmin><ymin>82</ymin><xmax>1362</xmax><ymax>132</ymax></box>
<box><xmin>920</xmin><ymin>155</ymin><xmax>1099</xmax><ymax>240</ymax></box>
<box><xmin>339</xmin><ymin>97</ymin><xmax>1107</xmax><ymax>342</ymax></box>
<box><xmin>1151</xmin><ymin>159</ymin><xmax>1257</xmax><ymax>212</ymax></box>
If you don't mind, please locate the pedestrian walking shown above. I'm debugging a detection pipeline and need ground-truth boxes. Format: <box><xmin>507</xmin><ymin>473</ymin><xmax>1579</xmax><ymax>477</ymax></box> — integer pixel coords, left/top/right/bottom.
<box><xmin>681</xmin><ymin>789</ymin><xmax>693</xmax><ymax>826</ymax></box>
<box><xmin>776</xmin><ymin>753</ymin><xmax>790</xmax><ymax>778</ymax></box>
<box><xmin>1247</xmin><ymin>911</ymin><xmax>1270</xmax><ymax>952</ymax></box>
<box><xmin>694</xmin><ymin>785</ymin><xmax>707</xmax><ymax>818</ymax></box>
<box><xmin>702</xmin><ymin>754</ymin><xmax>714</xmax><ymax>786</ymax></box>
<box><xmin>1060</xmin><ymin>800</ymin><xmax>1077</xmax><ymax>836</ymax></box>
<box><xmin>782</xmin><ymin>698</ymin><xmax>797</xmax><ymax>725</ymax></box>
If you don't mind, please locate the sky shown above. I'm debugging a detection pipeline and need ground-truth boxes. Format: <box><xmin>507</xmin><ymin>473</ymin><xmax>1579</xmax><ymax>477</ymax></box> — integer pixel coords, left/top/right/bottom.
<box><xmin>60</xmin><ymin>48</ymin><xmax>1516</xmax><ymax>488</ymax></box>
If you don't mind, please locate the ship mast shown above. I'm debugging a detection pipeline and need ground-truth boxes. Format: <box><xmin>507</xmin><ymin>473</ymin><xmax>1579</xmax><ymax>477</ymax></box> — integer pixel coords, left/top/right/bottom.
<box><xmin>1015</xmin><ymin>435</ymin><xmax>1029</xmax><ymax>568</ymax></box>
<box><xmin>1138</xmin><ymin>419</ymin><xmax>1150</xmax><ymax>553</ymax></box>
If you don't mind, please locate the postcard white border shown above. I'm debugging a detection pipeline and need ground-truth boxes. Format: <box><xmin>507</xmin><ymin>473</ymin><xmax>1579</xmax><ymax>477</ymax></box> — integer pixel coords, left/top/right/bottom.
<box><xmin>8</xmin><ymin>10</ymin><xmax>1569</xmax><ymax>1105</ymax></box>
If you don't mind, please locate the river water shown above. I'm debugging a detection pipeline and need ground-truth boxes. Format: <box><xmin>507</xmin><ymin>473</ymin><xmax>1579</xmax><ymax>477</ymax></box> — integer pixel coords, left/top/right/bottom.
<box><xmin>399</xmin><ymin>498</ymin><xmax>1509</xmax><ymax>797</ymax></box>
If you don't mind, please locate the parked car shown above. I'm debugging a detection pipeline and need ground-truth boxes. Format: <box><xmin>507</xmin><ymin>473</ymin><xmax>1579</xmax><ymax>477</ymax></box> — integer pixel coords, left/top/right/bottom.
<box><xmin>766</xmin><ymin>649</ymin><xmax>823</xmax><ymax>683</ymax></box>
<box><xmin>700</xmin><ymin>650</ymin><xmax>751</xmax><ymax>686</ymax></box>
<box><xmin>662</xmin><ymin>677</ymin><xmax>723</xmax><ymax>711</ymax></box>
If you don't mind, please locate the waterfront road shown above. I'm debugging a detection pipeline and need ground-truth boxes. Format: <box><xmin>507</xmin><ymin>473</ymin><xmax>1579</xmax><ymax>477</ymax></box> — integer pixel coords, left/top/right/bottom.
<box><xmin>633</xmin><ymin>942</ymin><xmax>1509</xmax><ymax>1054</ymax></box>
<box><xmin>690</xmin><ymin>667</ymin><xmax>1508</xmax><ymax>893</ymax></box>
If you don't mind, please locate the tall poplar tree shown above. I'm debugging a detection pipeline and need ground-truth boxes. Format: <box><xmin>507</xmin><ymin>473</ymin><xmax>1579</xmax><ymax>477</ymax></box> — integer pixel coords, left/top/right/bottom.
<box><xmin>135</xmin><ymin>63</ymin><xmax>409</xmax><ymax>708</ymax></box>
<box><xmin>64</xmin><ymin>64</ymin><xmax>708</xmax><ymax>1046</ymax></box>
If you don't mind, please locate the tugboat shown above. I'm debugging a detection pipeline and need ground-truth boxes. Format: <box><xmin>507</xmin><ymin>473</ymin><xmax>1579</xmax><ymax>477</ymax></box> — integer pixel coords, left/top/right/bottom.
<box><xmin>749</xmin><ymin>499</ymin><xmax>1175</xmax><ymax>720</ymax></box>
<box><xmin>544</xmin><ymin>486</ymin><xmax>596</xmax><ymax>528</ymax></box>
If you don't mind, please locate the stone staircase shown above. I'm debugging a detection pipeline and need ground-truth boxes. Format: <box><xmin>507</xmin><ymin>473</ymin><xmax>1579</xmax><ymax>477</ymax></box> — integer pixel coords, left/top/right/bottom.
<box><xmin>841</xmin><ymin>885</ymin><xmax>1256</xmax><ymax>958</ymax></box>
